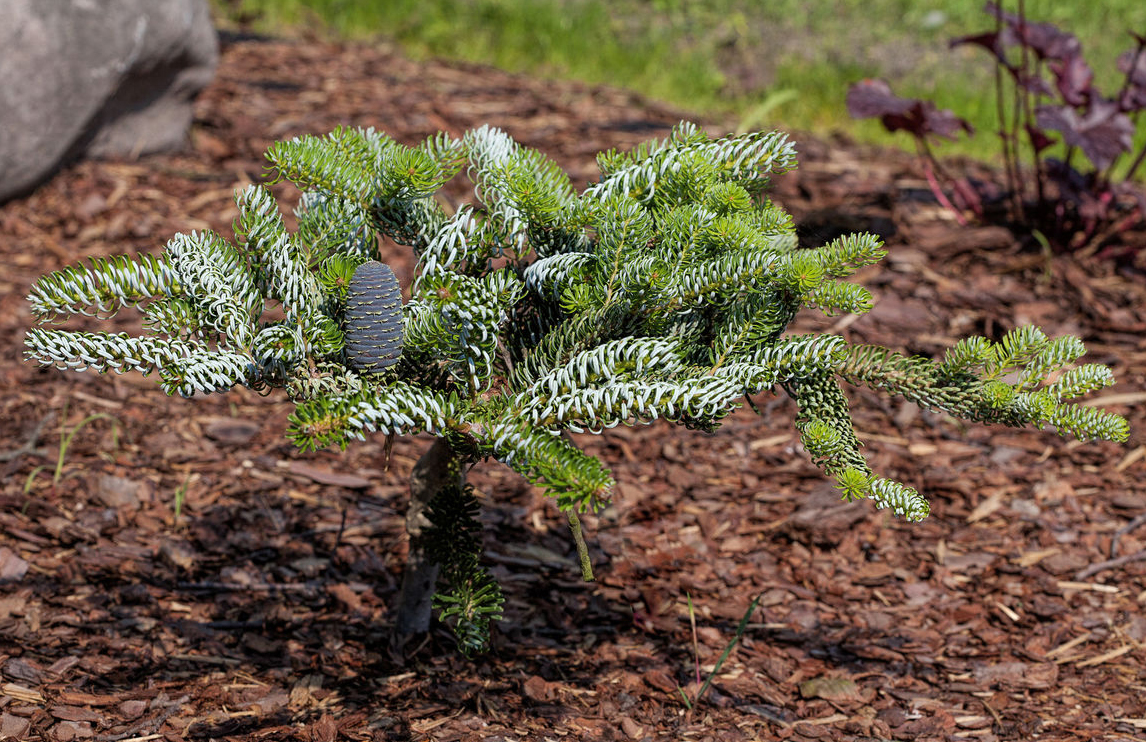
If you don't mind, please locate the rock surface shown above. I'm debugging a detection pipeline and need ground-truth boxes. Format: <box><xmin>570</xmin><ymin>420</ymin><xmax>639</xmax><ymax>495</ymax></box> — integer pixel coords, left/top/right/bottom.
<box><xmin>0</xmin><ymin>0</ymin><xmax>217</xmax><ymax>202</ymax></box>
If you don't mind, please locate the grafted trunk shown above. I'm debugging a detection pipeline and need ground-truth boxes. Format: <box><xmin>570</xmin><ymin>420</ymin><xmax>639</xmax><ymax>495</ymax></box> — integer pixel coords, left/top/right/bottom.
<box><xmin>394</xmin><ymin>436</ymin><xmax>462</xmax><ymax>639</ymax></box>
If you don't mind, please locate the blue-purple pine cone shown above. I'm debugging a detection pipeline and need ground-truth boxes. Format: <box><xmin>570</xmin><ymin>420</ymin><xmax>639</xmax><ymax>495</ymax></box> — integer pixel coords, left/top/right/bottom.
<box><xmin>345</xmin><ymin>261</ymin><xmax>404</xmax><ymax>372</ymax></box>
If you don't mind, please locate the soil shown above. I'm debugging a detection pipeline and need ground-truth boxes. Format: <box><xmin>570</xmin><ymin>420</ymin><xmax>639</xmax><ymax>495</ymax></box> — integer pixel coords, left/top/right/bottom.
<box><xmin>2</xmin><ymin>34</ymin><xmax>1146</xmax><ymax>742</ymax></box>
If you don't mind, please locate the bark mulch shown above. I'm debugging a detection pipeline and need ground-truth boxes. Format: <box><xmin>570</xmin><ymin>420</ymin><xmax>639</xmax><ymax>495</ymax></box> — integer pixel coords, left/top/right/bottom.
<box><xmin>1</xmin><ymin>34</ymin><xmax>1145</xmax><ymax>742</ymax></box>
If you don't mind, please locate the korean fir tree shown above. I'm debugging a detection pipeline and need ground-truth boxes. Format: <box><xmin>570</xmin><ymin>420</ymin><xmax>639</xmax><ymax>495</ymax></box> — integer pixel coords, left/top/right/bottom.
<box><xmin>25</xmin><ymin>122</ymin><xmax>1129</xmax><ymax>654</ymax></box>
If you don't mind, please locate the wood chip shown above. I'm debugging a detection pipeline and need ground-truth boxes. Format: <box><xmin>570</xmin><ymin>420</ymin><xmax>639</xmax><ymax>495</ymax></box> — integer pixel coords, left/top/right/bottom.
<box><xmin>287</xmin><ymin>461</ymin><xmax>373</xmax><ymax>489</ymax></box>
<box><xmin>994</xmin><ymin>601</ymin><xmax>1020</xmax><ymax>622</ymax></box>
<box><xmin>50</xmin><ymin>706</ymin><xmax>101</xmax><ymax>722</ymax></box>
<box><xmin>1013</xmin><ymin>547</ymin><xmax>1060</xmax><ymax>567</ymax></box>
<box><xmin>799</xmin><ymin>676</ymin><xmax>860</xmax><ymax>702</ymax></box>
<box><xmin>0</xmin><ymin>715</ymin><xmax>30</xmax><ymax>741</ymax></box>
<box><xmin>1115</xmin><ymin>445</ymin><xmax>1145</xmax><ymax>472</ymax></box>
<box><xmin>0</xmin><ymin>547</ymin><xmax>29</xmax><ymax>583</ymax></box>
<box><xmin>201</xmin><ymin>416</ymin><xmax>261</xmax><ymax>445</ymax></box>
<box><xmin>794</xmin><ymin>713</ymin><xmax>849</xmax><ymax>726</ymax></box>
<box><xmin>1</xmin><ymin>683</ymin><xmax>43</xmax><ymax>703</ymax></box>
<box><xmin>1047</xmin><ymin>633</ymin><xmax>1092</xmax><ymax>658</ymax></box>
<box><xmin>966</xmin><ymin>490</ymin><xmax>1004</xmax><ymax>523</ymax></box>
<box><xmin>973</xmin><ymin>661</ymin><xmax>1058</xmax><ymax>690</ymax></box>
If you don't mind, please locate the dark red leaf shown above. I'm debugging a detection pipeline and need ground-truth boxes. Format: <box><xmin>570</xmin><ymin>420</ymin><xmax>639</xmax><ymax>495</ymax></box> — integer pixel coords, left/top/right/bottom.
<box><xmin>1036</xmin><ymin>101</ymin><xmax>1134</xmax><ymax>170</ymax></box>
<box><xmin>1024</xmin><ymin>123</ymin><xmax>1056</xmax><ymax>154</ymax></box>
<box><xmin>1118</xmin><ymin>47</ymin><xmax>1146</xmax><ymax>111</ymax></box>
<box><xmin>926</xmin><ymin>108</ymin><xmax>975</xmax><ymax>140</ymax></box>
<box><xmin>950</xmin><ymin>31</ymin><xmax>1008</xmax><ymax>63</ymax></box>
<box><xmin>846</xmin><ymin>79</ymin><xmax>915</xmax><ymax>120</ymax></box>
<box><xmin>1017</xmin><ymin>71</ymin><xmax>1055</xmax><ymax>98</ymax></box>
<box><xmin>1117</xmin><ymin>48</ymin><xmax>1146</xmax><ymax>82</ymax></box>
<box><xmin>846</xmin><ymin>80</ymin><xmax>972</xmax><ymax>141</ymax></box>
<box><xmin>984</xmin><ymin>1</ymin><xmax>1081</xmax><ymax>61</ymax></box>
<box><xmin>1020</xmin><ymin>23</ymin><xmax>1081</xmax><ymax>61</ymax></box>
<box><xmin>1049</xmin><ymin>56</ymin><xmax>1093</xmax><ymax>106</ymax></box>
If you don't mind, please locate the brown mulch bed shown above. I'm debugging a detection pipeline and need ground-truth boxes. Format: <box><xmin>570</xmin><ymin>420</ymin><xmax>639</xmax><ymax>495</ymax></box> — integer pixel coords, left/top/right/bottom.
<box><xmin>2</xmin><ymin>34</ymin><xmax>1146</xmax><ymax>742</ymax></box>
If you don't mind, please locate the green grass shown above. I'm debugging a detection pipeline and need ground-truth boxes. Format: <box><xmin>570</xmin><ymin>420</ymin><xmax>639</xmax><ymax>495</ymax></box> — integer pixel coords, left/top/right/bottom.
<box><xmin>211</xmin><ymin>0</ymin><xmax>1146</xmax><ymax>163</ymax></box>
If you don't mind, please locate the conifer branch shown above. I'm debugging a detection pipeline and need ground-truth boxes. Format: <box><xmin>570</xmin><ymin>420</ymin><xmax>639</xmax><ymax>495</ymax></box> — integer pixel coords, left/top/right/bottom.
<box><xmin>25</xmin><ymin>121</ymin><xmax>1130</xmax><ymax>651</ymax></box>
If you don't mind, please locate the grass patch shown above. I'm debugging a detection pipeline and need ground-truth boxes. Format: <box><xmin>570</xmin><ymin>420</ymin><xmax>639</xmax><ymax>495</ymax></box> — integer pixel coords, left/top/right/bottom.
<box><xmin>211</xmin><ymin>0</ymin><xmax>1146</xmax><ymax>162</ymax></box>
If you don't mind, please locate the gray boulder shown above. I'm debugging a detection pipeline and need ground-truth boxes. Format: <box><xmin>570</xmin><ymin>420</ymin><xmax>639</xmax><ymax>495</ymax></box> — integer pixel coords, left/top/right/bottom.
<box><xmin>0</xmin><ymin>0</ymin><xmax>218</xmax><ymax>202</ymax></box>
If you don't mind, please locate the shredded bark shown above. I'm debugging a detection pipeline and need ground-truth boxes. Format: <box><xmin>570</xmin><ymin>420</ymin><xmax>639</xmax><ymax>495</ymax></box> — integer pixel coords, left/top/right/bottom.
<box><xmin>1</xmin><ymin>34</ymin><xmax>1144</xmax><ymax>742</ymax></box>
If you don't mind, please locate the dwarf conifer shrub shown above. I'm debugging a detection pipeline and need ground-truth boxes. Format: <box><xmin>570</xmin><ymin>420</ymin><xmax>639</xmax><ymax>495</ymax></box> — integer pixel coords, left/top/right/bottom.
<box><xmin>25</xmin><ymin>122</ymin><xmax>1129</xmax><ymax>653</ymax></box>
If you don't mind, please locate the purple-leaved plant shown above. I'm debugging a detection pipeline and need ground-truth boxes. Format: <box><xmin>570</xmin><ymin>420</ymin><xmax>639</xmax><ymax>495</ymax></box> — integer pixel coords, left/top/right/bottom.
<box><xmin>847</xmin><ymin>1</ymin><xmax>1146</xmax><ymax>257</ymax></box>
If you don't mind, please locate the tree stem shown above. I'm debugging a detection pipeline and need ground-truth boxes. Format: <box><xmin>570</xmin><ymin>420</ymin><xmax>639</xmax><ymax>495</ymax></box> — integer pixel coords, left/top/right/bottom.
<box><xmin>395</xmin><ymin>436</ymin><xmax>462</xmax><ymax>639</ymax></box>
<box><xmin>567</xmin><ymin>511</ymin><xmax>595</xmax><ymax>582</ymax></box>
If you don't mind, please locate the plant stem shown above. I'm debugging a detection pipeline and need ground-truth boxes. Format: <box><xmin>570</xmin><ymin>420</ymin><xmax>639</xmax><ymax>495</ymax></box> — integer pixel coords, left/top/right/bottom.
<box><xmin>686</xmin><ymin>592</ymin><xmax>701</xmax><ymax>686</ymax></box>
<box><xmin>919</xmin><ymin>148</ymin><xmax>969</xmax><ymax>226</ymax></box>
<box><xmin>1125</xmin><ymin>143</ymin><xmax>1146</xmax><ymax>182</ymax></box>
<box><xmin>1077</xmin><ymin>207</ymin><xmax>1143</xmax><ymax>257</ymax></box>
<box><xmin>992</xmin><ymin>6</ymin><xmax>1021</xmax><ymax>220</ymax></box>
<box><xmin>567</xmin><ymin>511</ymin><xmax>595</xmax><ymax>581</ymax></box>
<box><xmin>1015</xmin><ymin>0</ymin><xmax>1047</xmax><ymax>215</ymax></box>
<box><xmin>1113</xmin><ymin>39</ymin><xmax>1146</xmax><ymax>113</ymax></box>
<box><xmin>395</xmin><ymin>436</ymin><xmax>463</xmax><ymax>638</ymax></box>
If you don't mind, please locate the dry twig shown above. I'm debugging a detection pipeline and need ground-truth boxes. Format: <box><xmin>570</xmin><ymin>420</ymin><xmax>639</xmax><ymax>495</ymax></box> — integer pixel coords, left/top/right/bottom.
<box><xmin>1111</xmin><ymin>513</ymin><xmax>1146</xmax><ymax>558</ymax></box>
<box><xmin>1075</xmin><ymin>549</ymin><xmax>1146</xmax><ymax>581</ymax></box>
